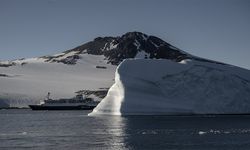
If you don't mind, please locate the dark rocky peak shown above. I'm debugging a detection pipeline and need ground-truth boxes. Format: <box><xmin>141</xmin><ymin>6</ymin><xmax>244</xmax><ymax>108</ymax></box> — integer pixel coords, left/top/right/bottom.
<box><xmin>42</xmin><ymin>31</ymin><xmax>191</xmax><ymax>65</ymax></box>
<box><xmin>0</xmin><ymin>31</ymin><xmax>227</xmax><ymax>67</ymax></box>
<box><xmin>38</xmin><ymin>32</ymin><xmax>190</xmax><ymax>65</ymax></box>
<box><xmin>65</xmin><ymin>36</ymin><xmax>115</xmax><ymax>55</ymax></box>
<box><xmin>101</xmin><ymin>32</ymin><xmax>189</xmax><ymax>65</ymax></box>
<box><xmin>120</xmin><ymin>31</ymin><xmax>148</xmax><ymax>41</ymax></box>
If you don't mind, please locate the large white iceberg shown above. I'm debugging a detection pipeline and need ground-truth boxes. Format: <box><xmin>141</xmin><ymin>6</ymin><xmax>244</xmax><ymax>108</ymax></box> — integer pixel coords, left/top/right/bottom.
<box><xmin>89</xmin><ymin>59</ymin><xmax>250</xmax><ymax>116</ymax></box>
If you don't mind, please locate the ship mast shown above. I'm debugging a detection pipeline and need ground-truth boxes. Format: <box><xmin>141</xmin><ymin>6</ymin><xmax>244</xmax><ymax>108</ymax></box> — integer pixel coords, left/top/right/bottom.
<box><xmin>46</xmin><ymin>92</ymin><xmax>50</xmax><ymax>100</ymax></box>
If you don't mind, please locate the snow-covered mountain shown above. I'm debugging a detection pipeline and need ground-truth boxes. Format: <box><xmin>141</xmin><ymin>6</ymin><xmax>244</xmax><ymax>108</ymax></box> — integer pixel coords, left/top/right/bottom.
<box><xmin>89</xmin><ymin>59</ymin><xmax>250</xmax><ymax>116</ymax></box>
<box><xmin>0</xmin><ymin>31</ymin><xmax>192</xmax><ymax>107</ymax></box>
<box><xmin>1</xmin><ymin>31</ymin><xmax>249</xmax><ymax>110</ymax></box>
<box><xmin>0</xmin><ymin>32</ymin><xmax>189</xmax><ymax>67</ymax></box>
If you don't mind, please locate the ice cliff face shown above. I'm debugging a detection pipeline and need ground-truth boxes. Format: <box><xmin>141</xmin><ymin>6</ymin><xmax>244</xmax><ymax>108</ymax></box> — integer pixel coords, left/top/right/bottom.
<box><xmin>89</xmin><ymin>59</ymin><xmax>250</xmax><ymax>116</ymax></box>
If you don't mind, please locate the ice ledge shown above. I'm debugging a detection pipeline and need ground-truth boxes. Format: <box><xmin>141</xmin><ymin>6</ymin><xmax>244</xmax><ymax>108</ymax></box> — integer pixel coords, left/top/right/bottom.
<box><xmin>89</xmin><ymin>59</ymin><xmax>250</xmax><ymax>116</ymax></box>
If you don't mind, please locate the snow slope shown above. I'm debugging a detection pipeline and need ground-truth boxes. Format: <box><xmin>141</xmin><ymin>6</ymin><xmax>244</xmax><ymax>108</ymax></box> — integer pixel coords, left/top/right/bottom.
<box><xmin>89</xmin><ymin>59</ymin><xmax>250</xmax><ymax>116</ymax></box>
<box><xmin>0</xmin><ymin>31</ymin><xmax>191</xmax><ymax>107</ymax></box>
<box><xmin>0</xmin><ymin>54</ymin><xmax>116</xmax><ymax>107</ymax></box>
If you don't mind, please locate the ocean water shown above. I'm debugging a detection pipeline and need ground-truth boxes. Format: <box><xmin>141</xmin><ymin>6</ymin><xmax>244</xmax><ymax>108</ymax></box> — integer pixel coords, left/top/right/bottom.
<box><xmin>1</xmin><ymin>110</ymin><xmax>250</xmax><ymax>150</ymax></box>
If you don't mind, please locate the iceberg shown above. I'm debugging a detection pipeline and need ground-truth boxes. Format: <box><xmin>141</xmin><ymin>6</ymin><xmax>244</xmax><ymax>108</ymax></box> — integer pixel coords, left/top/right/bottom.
<box><xmin>89</xmin><ymin>59</ymin><xmax>250</xmax><ymax>116</ymax></box>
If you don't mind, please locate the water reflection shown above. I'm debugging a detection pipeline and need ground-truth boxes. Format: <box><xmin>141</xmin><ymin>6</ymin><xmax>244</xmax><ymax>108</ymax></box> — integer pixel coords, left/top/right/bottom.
<box><xmin>87</xmin><ymin>115</ymin><xmax>128</xmax><ymax>149</ymax></box>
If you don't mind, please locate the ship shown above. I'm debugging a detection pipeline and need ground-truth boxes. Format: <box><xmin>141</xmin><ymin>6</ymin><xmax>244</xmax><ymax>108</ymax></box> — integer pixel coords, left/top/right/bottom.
<box><xmin>29</xmin><ymin>92</ymin><xmax>98</xmax><ymax>110</ymax></box>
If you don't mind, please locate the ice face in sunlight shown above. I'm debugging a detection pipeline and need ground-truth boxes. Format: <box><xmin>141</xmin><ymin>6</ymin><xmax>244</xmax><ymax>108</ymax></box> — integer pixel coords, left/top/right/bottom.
<box><xmin>89</xmin><ymin>59</ymin><xmax>250</xmax><ymax>116</ymax></box>
<box><xmin>88</xmin><ymin>69</ymin><xmax>124</xmax><ymax>116</ymax></box>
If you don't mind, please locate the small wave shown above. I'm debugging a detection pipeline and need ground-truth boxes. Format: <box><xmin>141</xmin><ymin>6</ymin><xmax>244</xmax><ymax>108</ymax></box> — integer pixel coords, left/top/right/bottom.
<box><xmin>198</xmin><ymin>130</ymin><xmax>229</xmax><ymax>135</ymax></box>
<box><xmin>0</xmin><ymin>132</ymin><xmax>28</xmax><ymax>136</ymax></box>
<box><xmin>198</xmin><ymin>128</ymin><xmax>250</xmax><ymax>135</ymax></box>
<box><xmin>20</xmin><ymin>132</ymin><xmax>27</xmax><ymax>135</ymax></box>
<box><xmin>140</xmin><ymin>130</ymin><xmax>158</xmax><ymax>135</ymax></box>
<box><xmin>198</xmin><ymin>131</ymin><xmax>206</xmax><ymax>135</ymax></box>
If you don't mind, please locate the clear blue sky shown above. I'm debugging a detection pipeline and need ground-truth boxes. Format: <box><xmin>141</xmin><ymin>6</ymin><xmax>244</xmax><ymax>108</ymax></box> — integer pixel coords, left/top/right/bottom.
<box><xmin>0</xmin><ymin>0</ymin><xmax>250</xmax><ymax>69</ymax></box>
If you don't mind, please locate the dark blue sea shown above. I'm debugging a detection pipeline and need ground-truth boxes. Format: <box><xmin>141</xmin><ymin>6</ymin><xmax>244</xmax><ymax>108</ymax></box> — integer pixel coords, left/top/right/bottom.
<box><xmin>1</xmin><ymin>109</ymin><xmax>250</xmax><ymax>150</ymax></box>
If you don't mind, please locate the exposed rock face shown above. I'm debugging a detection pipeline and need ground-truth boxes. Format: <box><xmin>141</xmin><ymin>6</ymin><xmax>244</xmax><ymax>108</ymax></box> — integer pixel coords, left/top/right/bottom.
<box><xmin>60</xmin><ymin>31</ymin><xmax>190</xmax><ymax>65</ymax></box>
<box><xmin>1</xmin><ymin>32</ymin><xmax>191</xmax><ymax>66</ymax></box>
<box><xmin>1</xmin><ymin>31</ymin><xmax>225</xmax><ymax>67</ymax></box>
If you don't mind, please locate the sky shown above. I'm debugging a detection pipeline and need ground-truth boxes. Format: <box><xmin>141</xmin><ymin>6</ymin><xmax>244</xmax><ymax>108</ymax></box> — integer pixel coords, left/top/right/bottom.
<box><xmin>0</xmin><ymin>0</ymin><xmax>250</xmax><ymax>69</ymax></box>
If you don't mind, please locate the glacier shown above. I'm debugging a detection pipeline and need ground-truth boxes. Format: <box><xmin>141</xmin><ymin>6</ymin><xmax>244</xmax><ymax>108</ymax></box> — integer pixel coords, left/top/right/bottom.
<box><xmin>0</xmin><ymin>54</ymin><xmax>116</xmax><ymax>107</ymax></box>
<box><xmin>89</xmin><ymin>59</ymin><xmax>250</xmax><ymax>116</ymax></box>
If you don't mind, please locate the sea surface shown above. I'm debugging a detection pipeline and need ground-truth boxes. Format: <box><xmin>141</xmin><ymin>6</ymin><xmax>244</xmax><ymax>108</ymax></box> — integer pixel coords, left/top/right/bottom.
<box><xmin>1</xmin><ymin>109</ymin><xmax>250</xmax><ymax>150</ymax></box>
